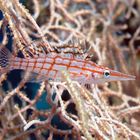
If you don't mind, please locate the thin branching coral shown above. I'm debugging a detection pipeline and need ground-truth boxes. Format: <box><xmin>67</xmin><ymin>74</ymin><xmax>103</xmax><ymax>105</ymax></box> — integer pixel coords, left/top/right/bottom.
<box><xmin>0</xmin><ymin>0</ymin><xmax>140</xmax><ymax>140</ymax></box>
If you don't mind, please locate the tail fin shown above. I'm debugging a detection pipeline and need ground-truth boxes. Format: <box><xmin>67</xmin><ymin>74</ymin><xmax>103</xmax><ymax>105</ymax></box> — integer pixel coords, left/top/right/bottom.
<box><xmin>0</xmin><ymin>47</ymin><xmax>12</xmax><ymax>74</ymax></box>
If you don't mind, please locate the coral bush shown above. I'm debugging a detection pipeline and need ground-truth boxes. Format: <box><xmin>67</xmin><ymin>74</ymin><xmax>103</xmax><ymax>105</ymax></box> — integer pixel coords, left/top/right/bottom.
<box><xmin>0</xmin><ymin>0</ymin><xmax>140</xmax><ymax>139</ymax></box>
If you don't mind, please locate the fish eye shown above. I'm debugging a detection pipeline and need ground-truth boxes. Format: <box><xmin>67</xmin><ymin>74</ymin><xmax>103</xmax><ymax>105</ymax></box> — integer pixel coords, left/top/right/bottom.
<box><xmin>103</xmin><ymin>70</ymin><xmax>110</xmax><ymax>78</ymax></box>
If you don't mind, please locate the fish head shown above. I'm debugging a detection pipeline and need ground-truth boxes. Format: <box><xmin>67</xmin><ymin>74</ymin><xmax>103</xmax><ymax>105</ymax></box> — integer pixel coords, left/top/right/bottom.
<box><xmin>90</xmin><ymin>67</ymin><xmax>135</xmax><ymax>84</ymax></box>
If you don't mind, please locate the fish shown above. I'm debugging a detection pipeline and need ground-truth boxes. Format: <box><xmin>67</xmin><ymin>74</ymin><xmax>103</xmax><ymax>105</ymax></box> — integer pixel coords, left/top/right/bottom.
<box><xmin>0</xmin><ymin>47</ymin><xmax>135</xmax><ymax>84</ymax></box>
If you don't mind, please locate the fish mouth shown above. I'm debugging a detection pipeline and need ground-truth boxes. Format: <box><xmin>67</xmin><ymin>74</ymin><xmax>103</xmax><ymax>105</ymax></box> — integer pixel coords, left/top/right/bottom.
<box><xmin>110</xmin><ymin>70</ymin><xmax>136</xmax><ymax>81</ymax></box>
<box><xmin>123</xmin><ymin>74</ymin><xmax>136</xmax><ymax>80</ymax></box>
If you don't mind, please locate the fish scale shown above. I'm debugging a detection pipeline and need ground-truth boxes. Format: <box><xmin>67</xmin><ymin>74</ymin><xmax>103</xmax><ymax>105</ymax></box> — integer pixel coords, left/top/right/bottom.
<box><xmin>10</xmin><ymin>55</ymin><xmax>92</xmax><ymax>80</ymax></box>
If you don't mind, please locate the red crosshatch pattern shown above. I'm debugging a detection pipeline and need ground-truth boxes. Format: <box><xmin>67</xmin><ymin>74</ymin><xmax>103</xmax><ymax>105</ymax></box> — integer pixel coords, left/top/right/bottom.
<box><xmin>10</xmin><ymin>54</ymin><xmax>99</xmax><ymax>81</ymax></box>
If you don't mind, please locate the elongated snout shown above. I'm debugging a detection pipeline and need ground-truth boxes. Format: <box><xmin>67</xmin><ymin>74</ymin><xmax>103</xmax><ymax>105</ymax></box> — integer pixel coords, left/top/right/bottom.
<box><xmin>109</xmin><ymin>70</ymin><xmax>136</xmax><ymax>81</ymax></box>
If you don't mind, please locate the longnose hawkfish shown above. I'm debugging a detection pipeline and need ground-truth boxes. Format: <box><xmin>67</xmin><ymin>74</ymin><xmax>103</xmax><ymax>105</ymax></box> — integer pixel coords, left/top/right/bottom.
<box><xmin>0</xmin><ymin>47</ymin><xmax>135</xmax><ymax>84</ymax></box>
